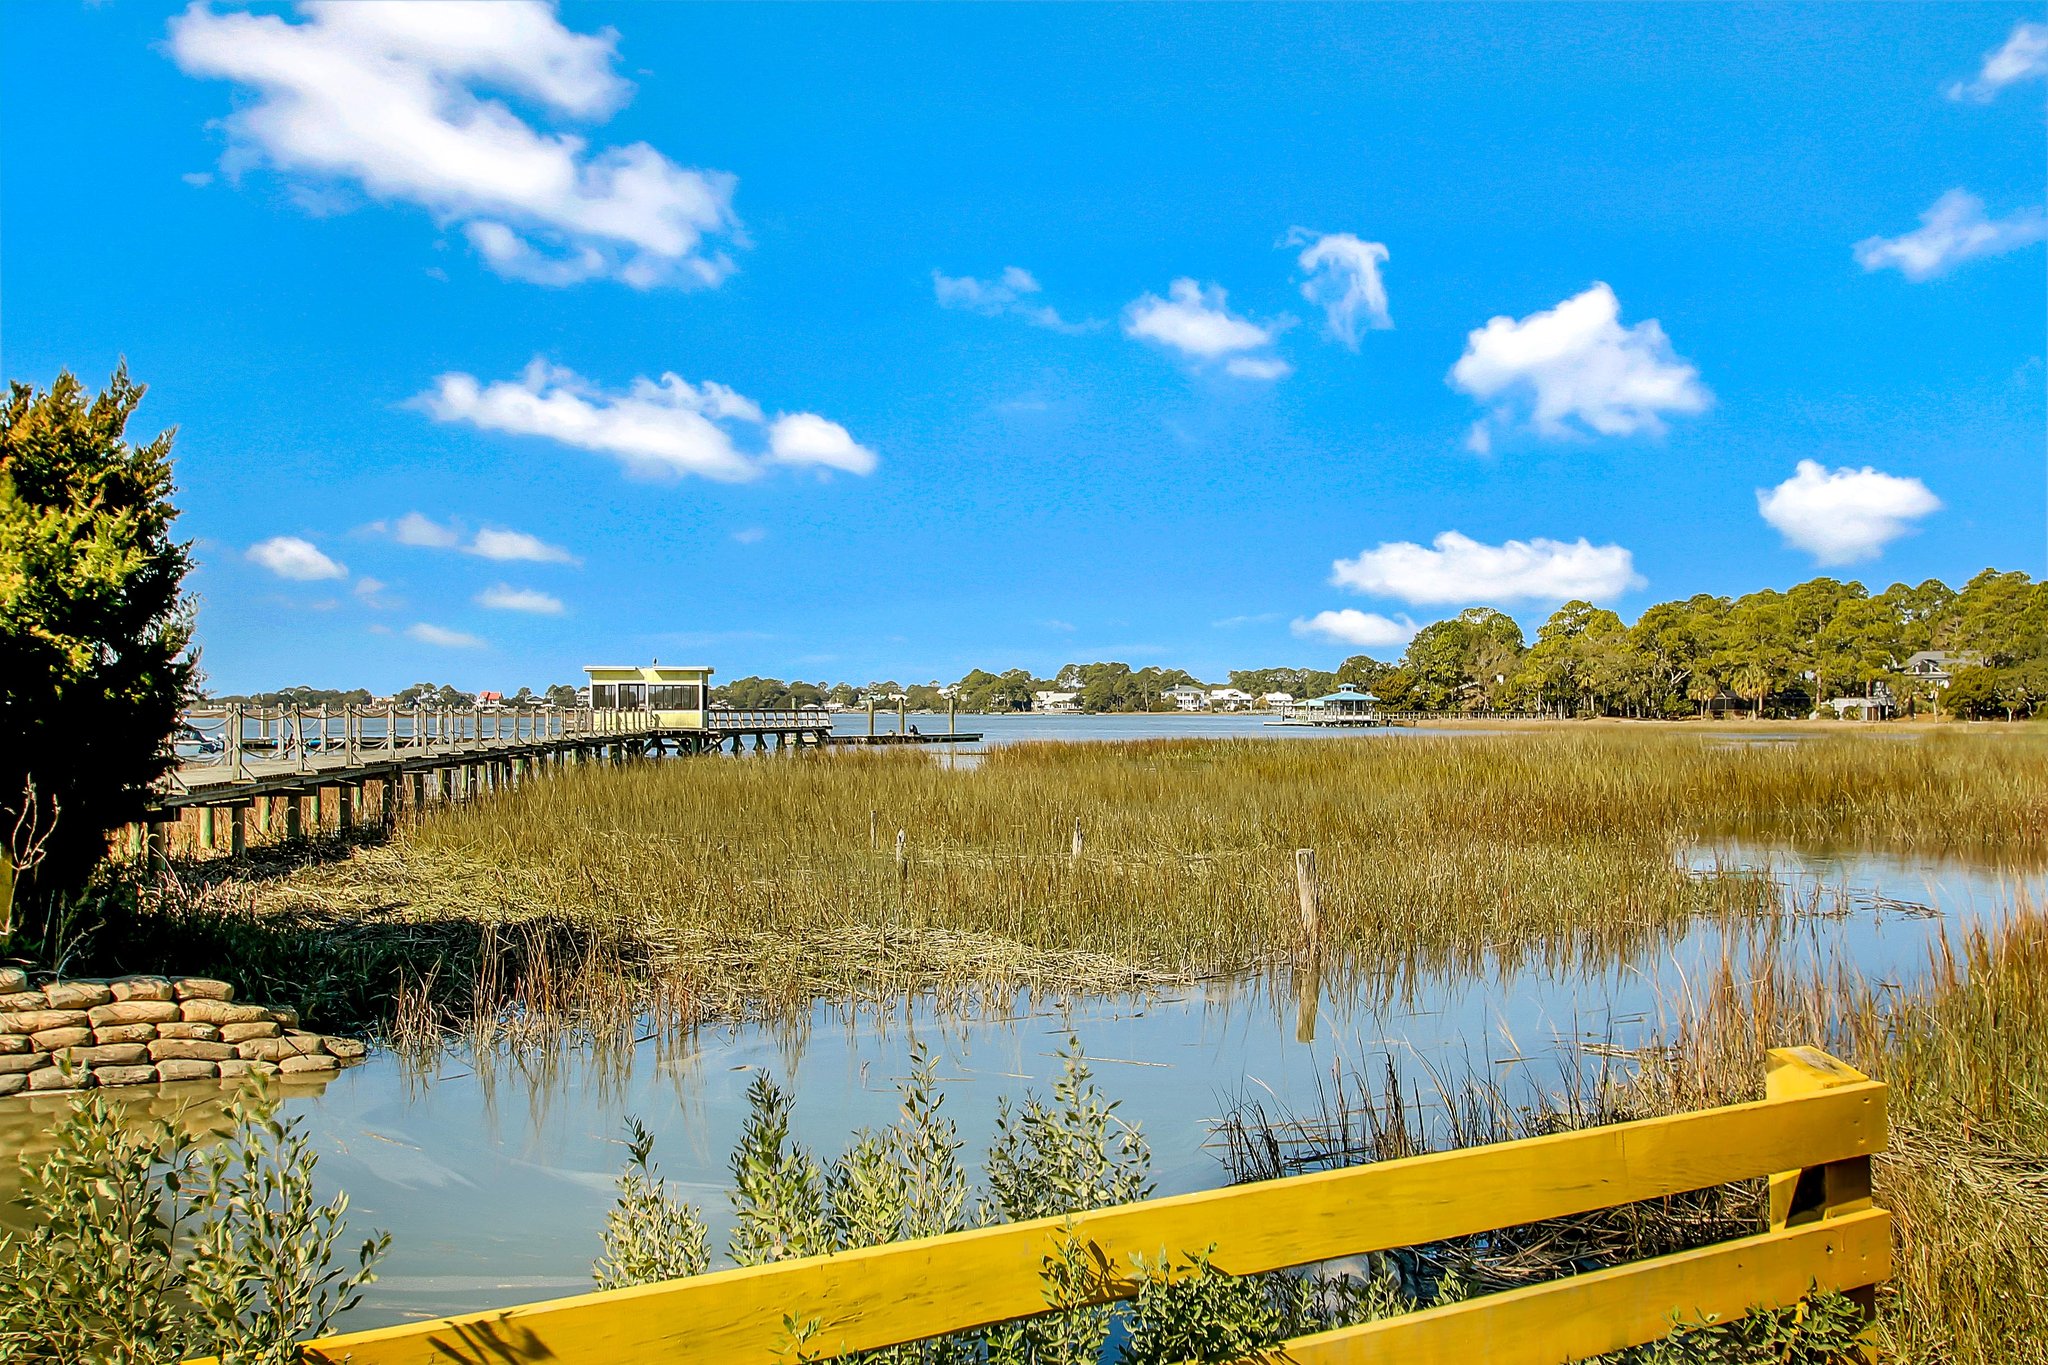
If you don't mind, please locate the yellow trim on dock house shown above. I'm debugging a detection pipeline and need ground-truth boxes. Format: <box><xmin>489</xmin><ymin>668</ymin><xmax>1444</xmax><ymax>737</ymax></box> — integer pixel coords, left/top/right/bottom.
<box><xmin>584</xmin><ymin>663</ymin><xmax>713</xmax><ymax>730</ymax></box>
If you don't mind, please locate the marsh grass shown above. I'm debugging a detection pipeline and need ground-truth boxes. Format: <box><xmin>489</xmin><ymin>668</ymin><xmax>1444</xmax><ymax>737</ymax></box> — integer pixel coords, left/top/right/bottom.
<box><xmin>1222</xmin><ymin>902</ymin><xmax>2048</xmax><ymax>1362</ymax></box>
<box><xmin>222</xmin><ymin>730</ymin><xmax>2045</xmax><ymax>1027</ymax></box>
<box><xmin>1621</xmin><ymin>902</ymin><xmax>2048</xmax><ymax>1363</ymax></box>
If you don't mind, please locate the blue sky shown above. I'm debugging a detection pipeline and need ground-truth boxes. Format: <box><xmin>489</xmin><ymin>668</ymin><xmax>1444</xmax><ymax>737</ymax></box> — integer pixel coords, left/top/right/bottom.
<box><xmin>5</xmin><ymin>3</ymin><xmax>2043</xmax><ymax>693</ymax></box>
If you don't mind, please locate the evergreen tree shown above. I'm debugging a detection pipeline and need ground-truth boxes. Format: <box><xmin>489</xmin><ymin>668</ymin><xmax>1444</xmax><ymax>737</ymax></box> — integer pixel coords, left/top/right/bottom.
<box><xmin>1</xmin><ymin>367</ymin><xmax>195</xmax><ymax>916</ymax></box>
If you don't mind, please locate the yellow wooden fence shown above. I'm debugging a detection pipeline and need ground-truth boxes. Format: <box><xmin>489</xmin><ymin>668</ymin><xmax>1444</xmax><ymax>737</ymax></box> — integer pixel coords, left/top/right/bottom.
<box><xmin>206</xmin><ymin>1046</ymin><xmax>1890</xmax><ymax>1365</ymax></box>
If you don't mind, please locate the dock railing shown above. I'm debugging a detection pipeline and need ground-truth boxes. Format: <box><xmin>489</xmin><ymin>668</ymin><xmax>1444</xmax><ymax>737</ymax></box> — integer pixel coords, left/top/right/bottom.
<box><xmin>226</xmin><ymin>1045</ymin><xmax>1888</xmax><ymax>1365</ymax></box>
<box><xmin>173</xmin><ymin>705</ymin><xmax>586</xmax><ymax>785</ymax></box>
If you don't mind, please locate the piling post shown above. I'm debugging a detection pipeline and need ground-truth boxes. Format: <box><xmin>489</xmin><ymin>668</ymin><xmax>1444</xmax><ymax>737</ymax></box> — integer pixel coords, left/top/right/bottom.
<box><xmin>336</xmin><ymin>786</ymin><xmax>353</xmax><ymax>834</ymax></box>
<box><xmin>867</xmin><ymin>699</ymin><xmax>876</xmax><ymax>738</ymax></box>
<box><xmin>227</xmin><ymin>703</ymin><xmax>245</xmax><ymax>780</ymax></box>
<box><xmin>228</xmin><ymin>805</ymin><xmax>246</xmax><ymax>857</ymax></box>
<box><xmin>1071</xmin><ymin>817</ymin><xmax>1084</xmax><ymax>862</ymax></box>
<box><xmin>381</xmin><ymin>775</ymin><xmax>397</xmax><ymax>825</ymax></box>
<box><xmin>198</xmin><ymin>805</ymin><xmax>217</xmax><ymax>852</ymax></box>
<box><xmin>286</xmin><ymin>794</ymin><xmax>304</xmax><ymax>840</ymax></box>
<box><xmin>895</xmin><ymin>828</ymin><xmax>908</xmax><ymax>879</ymax></box>
<box><xmin>949</xmin><ymin>697</ymin><xmax>957</xmax><ymax>734</ymax></box>
<box><xmin>144</xmin><ymin>820</ymin><xmax>167</xmax><ymax>869</ymax></box>
<box><xmin>411</xmin><ymin>771</ymin><xmax>426</xmax><ymax>814</ymax></box>
<box><xmin>1294</xmin><ymin>849</ymin><xmax>1322</xmax><ymax>948</ymax></box>
<box><xmin>898</xmin><ymin>694</ymin><xmax>907</xmax><ymax>734</ymax></box>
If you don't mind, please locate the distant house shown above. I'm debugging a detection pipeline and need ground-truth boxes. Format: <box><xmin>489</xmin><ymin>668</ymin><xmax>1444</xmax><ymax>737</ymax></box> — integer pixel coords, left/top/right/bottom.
<box><xmin>1164</xmin><ymin>685</ymin><xmax>1208</xmax><ymax>711</ymax></box>
<box><xmin>476</xmin><ymin>690</ymin><xmax>504</xmax><ymax>709</ymax></box>
<box><xmin>1033</xmin><ymin>690</ymin><xmax>1081</xmax><ymax>714</ymax></box>
<box><xmin>1825</xmin><ymin>681</ymin><xmax>1896</xmax><ymax>721</ymax></box>
<box><xmin>1260</xmin><ymin>691</ymin><xmax>1295</xmax><ymax>709</ymax></box>
<box><xmin>1901</xmin><ymin>651</ymin><xmax>1980</xmax><ymax>689</ymax></box>
<box><xmin>1208</xmin><ymin>687</ymin><xmax>1255</xmax><ymax>711</ymax></box>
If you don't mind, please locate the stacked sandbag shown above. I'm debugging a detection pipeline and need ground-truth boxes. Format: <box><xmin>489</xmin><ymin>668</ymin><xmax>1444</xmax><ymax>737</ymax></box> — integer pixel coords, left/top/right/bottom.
<box><xmin>0</xmin><ymin>969</ymin><xmax>369</xmax><ymax>1097</ymax></box>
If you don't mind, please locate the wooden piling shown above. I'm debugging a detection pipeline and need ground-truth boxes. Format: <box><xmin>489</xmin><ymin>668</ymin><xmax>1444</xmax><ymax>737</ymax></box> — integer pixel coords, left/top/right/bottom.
<box><xmin>895</xmin><ymin>828</ymin><xmax>908</xmax><ymax>877</ymax></box>
<box><xmin>1294</xmin><ymin>848</ymin><xmax>1322</xmax><ymax>948</ymax></box>
<box><xmin>228</xmin><ymin>804</ymin><xmax>246</xmax><ymax>857</ymax></box>
<box><xmin>198</xmin><ymin>805</ymin><xmax>216</xmax><ymax>852</ymax></box>
<box><xmin>1071</xmin><ymin>817</ymin><xmax>1084</xmax><ymax>861</ymax></box>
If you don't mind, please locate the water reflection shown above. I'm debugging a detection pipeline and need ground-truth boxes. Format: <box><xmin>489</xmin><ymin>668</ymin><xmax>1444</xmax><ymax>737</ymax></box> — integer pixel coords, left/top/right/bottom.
<box><xmin>0</xmin><ymin>845</ymin><xmax>2036</xmax><ymax>1329</ymax></box>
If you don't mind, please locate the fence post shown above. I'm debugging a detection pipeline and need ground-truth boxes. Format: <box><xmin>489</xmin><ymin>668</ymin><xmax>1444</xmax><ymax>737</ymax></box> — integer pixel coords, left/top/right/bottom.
<box><xmin>1766</xmin><ymin>1045</ymin><xmax>1882</xmax><ymax>1335</ymax></box>
<box><xmin>1071</xmin><ymin>817</ymin><xmax>1084</xmax><ymax>862</ymax></box>
<box><xmin>227</xmin><ymin>703</ymin><xmax>245</xmax><ymax>780</ymax></box>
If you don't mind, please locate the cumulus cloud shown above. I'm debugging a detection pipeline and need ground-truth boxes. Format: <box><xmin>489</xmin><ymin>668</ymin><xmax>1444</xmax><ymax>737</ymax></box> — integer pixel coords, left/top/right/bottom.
<box><xmin>372</xmin><ymin>511</ymin><xmax>576</xmax><ymax>562</ymax></box>
<box><xmin>407</xmin><ymin>622</ymin><xmax>486</xmax><ymax>648</ymax></box>
<box><xmin>1449</xmin><ymin>283</ymin><xmax>1709</xmax><ymax>444</ymax></box>
<box><xmin>415</xmin><ymin>358</ymin><xmax>876</xmax><ymax>482</ymax></box>
<box><xmin>1946</xmin><ymin>20</ymin><xmax>2048</xmax><ymax>101</ymax></box>
<box><xmin>1331</xmin><ymin>531</ymin><xmax>1643</xmax><ymax>605</ymax></box>
<box><xmin>1124</xmin><ymin>278</ymin><xmax>1290</xmax><ymax>379</ymax></box>
<box><xmin>933</xmin><ymin>266</ymin><xmax>1088</xmax><ymax>332</ymax></box>
<box><xmin>1286</xmin><ymin>229</ymin><xmax>1391</xmax><ymax>345</ymax></box>
<box><xmin>469</xmin><ymin>527</ymin><xmax>577</xmax><ymax>563</ymax></box>
<box><xmin>1756</xmin><ymin>461</ymin><xmax>1941</xmax><ymax>565</ymax></box>
<box><xmin>247</xmin><ymin>535</ymin><xmax>347</xmax><ymax>580</ymax></box>
<box><xmin>1290</xmin><ymin>609</ymin><xmax>1417</xmax><ymax>648</ymax></box>
<box><xmin>475</xmin><ymin>583</ymin><xmax>564</xmax><ymax>613</ymax></box>
<box><xmin>167</xmin><ymin>0</ymin><xmax>739</xmax><ymax>289</ymax></box>
<box><xmin>1854</xmin><ymin>190</ymin><xmax>2048</xmax><ymax>282</ymax></box>
<box><xmin>392</xmin><ymin>510</ymin><xmax>461</xmax><ymax>548</ymax></box>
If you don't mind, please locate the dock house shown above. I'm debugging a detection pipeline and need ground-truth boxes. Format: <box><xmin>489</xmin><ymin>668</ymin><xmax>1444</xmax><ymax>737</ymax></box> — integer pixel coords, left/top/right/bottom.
<box><xmin>585</xmin><ymin>663</ymin><xmax>712</xmax><ymax>728</ymax></box>
<box><xmin>1300</xmin><ymin>685</ymin><xmax>1381</xmax><ymax>725</ymax></box>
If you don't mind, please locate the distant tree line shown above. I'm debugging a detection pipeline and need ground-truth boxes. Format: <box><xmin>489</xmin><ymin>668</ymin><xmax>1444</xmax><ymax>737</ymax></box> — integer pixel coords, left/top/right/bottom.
<box><xmin>705</xmin><ymin>570</ymin><xmax>2048</xmax><ymax>721</ymax></box>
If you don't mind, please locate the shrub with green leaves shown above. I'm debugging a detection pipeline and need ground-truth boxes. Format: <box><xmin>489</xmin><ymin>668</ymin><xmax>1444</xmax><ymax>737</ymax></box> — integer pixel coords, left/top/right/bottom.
<box><xmin>0</xmin><ymin>1089</ymin><xmax>387</xmax><ymax>1365</ymax></box>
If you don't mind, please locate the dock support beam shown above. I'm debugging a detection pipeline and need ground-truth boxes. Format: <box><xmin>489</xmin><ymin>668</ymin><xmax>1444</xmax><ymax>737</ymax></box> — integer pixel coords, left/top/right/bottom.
<box><xmin>286</xmin><ymin>795</ymin><xmax>303</xmax><ymax>841</ymax></box>
<box><xmin>228</xmin><ymin>805</ymin><xmax>246</xmax><ymax>857</ymax></box>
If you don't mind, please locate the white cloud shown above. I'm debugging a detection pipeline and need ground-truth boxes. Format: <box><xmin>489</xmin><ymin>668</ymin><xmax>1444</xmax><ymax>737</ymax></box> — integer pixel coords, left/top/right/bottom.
<box><xmin>1124</xmin><ymin>277</ymin><xmax>1292</xmax><ymax>374</ymax></box>
<box><xmin>374</xmin><ymin>510</ymin><xmax>575</xmax><ymax>562</ymax></box>
<box><xmin>247</xmin><ymin>535</ymin><xmax>347</xmax><ymax>581</ymax></box>
<box><xmin>1223</xmin><ymin>355</ymin><xmax>1294</xmax><ymax>381</ymax></box>
<box><xmin>407</xmin><ymin>622</ymin><xmax>487</xmax><ymax>648</ymax></box>
<box><xmin>352</xmin><ymin>575</ymin><xmax>397</xmax><ymax>608</ymax></box>
<box><xmin>1756</xmin><ymin>461</ymin><xmax>1941</xmax><ymax>565</ymax></box>
<box><xmin>767</xmin><ymin>412</ymin><xmax>880</xmax><ymax>475</ymax></box>
<box><xmin>1854</xmin><ymin>190</ymin><xmax>2048</xmax><ymax>282</ymax></box>
<box><xmin>1286</xmin><ymin>229</ymin><xmax>1391</xmax><ymax>345</ymax></box>
<box><xmin>468</xmin><ymin>527</ymin><xmax>577</xmax><ymax>563</ymax></box>
<box><xmin>1290</xmin><ymin>610</ymin><xmax>1417</xmax><ymax>648</ymax></box>
<box><xmin>415</xmin><ymin>357</ymin><xmax>876</xmax><ymax>482</ymax></box>
<box><xmin>933</xmin><ymin>266</ymin><xmax>1088</xmax><ymax>332</ymax></box>
<box><xmin>393</xmin><ymin>511</ymin><xmax>462</xmax><ymax>548</ymax></box>
<box><xmin>167</xmin><ymin>0</ymin><xmax>738</xmax><ymax>289</ymax></box>
<box><xmin>1332</xmin><ymin>531</ymin><xmax>1642</xmax><ymax>605</ymax></box>
<box><xmin>732</xmin><ymin>527</ymin><xmax>766</xmax><ymax>545</ymax></box>
<box><xmin>475</xmin><ymin>583</ymin><xmax>564</xmax><ymax>613</ymax></box>
<box><xmin>1946</xmin><ymin>20</ymin><xmax>2048</xmax><ymax>101</ymax></box>
<box><xmin>1450</xmin><ymin>283</ymin><xmax>1709</xmax><ymax>442</ymax></box>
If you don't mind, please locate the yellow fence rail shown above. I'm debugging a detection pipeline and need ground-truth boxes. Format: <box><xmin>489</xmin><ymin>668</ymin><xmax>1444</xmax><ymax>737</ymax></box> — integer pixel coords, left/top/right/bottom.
<box><xmin>209</xmin><ymin>1046</ymin><xmax>1889</xmax><ymax>1365</ymax></box>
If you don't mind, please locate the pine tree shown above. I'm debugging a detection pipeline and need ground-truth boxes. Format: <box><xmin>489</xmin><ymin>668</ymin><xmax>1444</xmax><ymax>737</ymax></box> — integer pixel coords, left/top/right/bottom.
<box><xmin>1</xmin><ymin>366</ymin><xmax>195</xmax><ymax>922</ymax></box>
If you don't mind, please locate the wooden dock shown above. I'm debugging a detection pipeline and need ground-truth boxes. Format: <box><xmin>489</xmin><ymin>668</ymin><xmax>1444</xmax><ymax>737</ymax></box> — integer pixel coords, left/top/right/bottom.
<box><xmin>134</xmin><ymin>704</ymin><xmax>841</xmax><ymax>860</ymax></box>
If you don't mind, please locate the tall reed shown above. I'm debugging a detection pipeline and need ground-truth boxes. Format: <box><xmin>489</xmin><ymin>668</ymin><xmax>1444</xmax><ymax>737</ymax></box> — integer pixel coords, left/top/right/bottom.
<box><xmin>232</xmin><ymin>731</ymin><xmax>2045</xmax><ymax>1018</ymax></box>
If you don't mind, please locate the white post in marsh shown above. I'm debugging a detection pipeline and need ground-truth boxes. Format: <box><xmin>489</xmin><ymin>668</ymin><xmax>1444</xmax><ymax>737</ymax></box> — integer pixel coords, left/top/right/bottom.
<box><xmin>1071</xmin><ymin>817</ymin><xmax>1084</xmax><ymax>863</ymax></box>
<box><xmin>895</xmin><ymin>828</ymin><xmax>908</xmax><ymax>878</ymax></box>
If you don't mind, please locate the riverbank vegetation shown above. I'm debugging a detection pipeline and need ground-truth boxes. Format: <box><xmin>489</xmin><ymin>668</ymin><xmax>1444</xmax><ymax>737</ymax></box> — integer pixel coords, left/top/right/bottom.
<box><xmin>0</xmin><ymin>1089</ymin><xmax>385</xmax><ymax>1364</ymax></box>
<box><xmin>104</xmin><ymin>729</ymin><xmax>2045</xmax><ymax>1035</ymax></box>
<box><xmin>699</xmin><ymin>567</ymin><xmax>2048</xmax><ymax>722</ymax></box>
